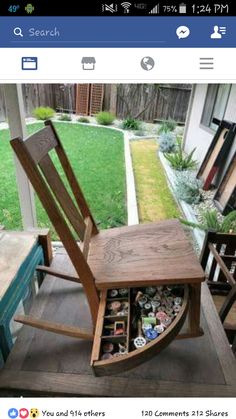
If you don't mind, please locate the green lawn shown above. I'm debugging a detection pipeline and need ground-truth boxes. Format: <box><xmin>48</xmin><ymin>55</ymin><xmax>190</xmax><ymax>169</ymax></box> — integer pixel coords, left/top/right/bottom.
<box><xmin>131</xmin><ymin>139</ymin><xmax>180</xmax><ymax>223</ymax></box>
<box><xmin>0</xmin><ymin>122</ymin><xmax>127</xmax><ymax>237</ymax></box>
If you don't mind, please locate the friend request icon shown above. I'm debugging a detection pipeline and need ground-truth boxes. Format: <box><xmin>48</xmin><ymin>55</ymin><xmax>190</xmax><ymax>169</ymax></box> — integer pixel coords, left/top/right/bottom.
<box><xmin>8</xmin><ymin>409</ymin><xmax>18</xmax><ymax>419</ymax></box>
<box><xmin>176</xmin><ymin>26</ymin><xmax>190</xmax><ymax>39</ymax></box>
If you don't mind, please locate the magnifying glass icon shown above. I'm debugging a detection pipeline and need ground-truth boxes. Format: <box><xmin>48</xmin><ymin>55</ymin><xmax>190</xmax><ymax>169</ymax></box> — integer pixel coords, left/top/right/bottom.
<box><xmin>13</xmin><ymin>27</ymin><xmax>23</xmax><ymax>37</ymax></box>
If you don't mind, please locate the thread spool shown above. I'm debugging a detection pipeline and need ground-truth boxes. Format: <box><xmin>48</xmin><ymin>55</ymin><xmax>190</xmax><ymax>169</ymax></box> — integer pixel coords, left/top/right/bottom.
<box><xmin>109</xmin><ymin>289</ymin><xmax>118</xmax><ymax>298</ymax></box>
<box><xmin>154</xmin><ymin>324</ymin><xmax>165</xmax><ymax>334</ymax></box>
<box><xmin>101</xmin><ymin>353</ymin><xmax>113</xmax><ymax>360</ymax></box>
<box><xmin>161</xmin><ymin>316</ymin><xmax>172</xmax><ymax>328</ymax></box>
<box><xmin>151</xmin><ymin>300</ymin><xmax>161</xmax><ymax>313</ymax></box>
<box><xmin>138</xmin><ymin>295</ymin><xmax>148</xmax><ymax>308</ymax></box>
<box><xmin>145</xmin><ymin>328</ymin><xmax>158</xmax><ymax>341</ymax></box>
<box><xmin>102</xmin><ymin>342</ymin><xmax>114</xmax><ymax>353</ymax></box>
<box><xmin>174</xmin><ymin>297</ymin><xmax>182</xmax><ymax>305</ymax></box>
<box><xmin>144</xmin><ymin>302</ymin><xmax>152</xmax><ymax>313</ymax></box>
<box><xmin>134</xmin><ymin>320</ymin><xmax>146</xmax><ymax>349</ymax></box>
<box><xmin>145</xmin><ymin>286</ymin><xmax>156</xmax><ymax>297</ymax></box>
<box><xmin>119</xmin><ymin>288</ymin><xmax>128</xmax><ymax>297</ymax></box>
<box><xmin>110</xmin><ymin>301</ymin><xmax>121</xmax><ymax>312</ymax></box>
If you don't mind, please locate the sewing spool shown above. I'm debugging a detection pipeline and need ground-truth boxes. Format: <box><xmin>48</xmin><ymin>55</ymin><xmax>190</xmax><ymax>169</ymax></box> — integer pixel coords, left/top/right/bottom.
<box><xmin>119</xmin><ymin>288</ymin><xmax>128</xmax><ymax>297</ymax></box>
<box><xmin>101</xmin><ymin>353</ymin><xmax>113</xmax><ymax>360</ymax></box>
<box><xmin>110</xmin><ymin>301</ymin><xmax>121</xmax><ymax>312</ymax></box>
<box><xmin>154</xmin><ymin>324</ymin><xmax>165</xmax><ymax>334</ymax></box>
<box><xmin>102</xmin><ymin>342</ymin><xmax>114</xmax><ymax>353</ymax></box>
<box><xmin>174</xmin><ymin>297</ymin><xmax>182</xmax><ymax>306</ymax></box>
<box><xmin>138</xmin><ymin>295</ymin><xmax>148</xmax><ymax>308</ymax></box>
<box><xmin>144</xmin><ymin>302</ymin><xmax>152</xmax><ymax>313</ymax></box>
<box><xmin>134</xmin><ymin>320</ymin><xmax>146</xmax><ymax>349</ymax></box>
<box><xmin>145</xmin><ymin>328</ymin><xmax>158</xmax><ymax>341</ymax></box>
<box><xmin>109</xmin><ymin>289</ymin><xmax>118</xmax><ymax>298</ymax></box>
<box><xmin>145</xmin><ymin>286</ymin><xmax>156</xmax><ymax>297</ymax></box>
<box><xmin>151</xmin><ymin>300</ymin><xmax>160</xmax><ymax>313</ymax></box>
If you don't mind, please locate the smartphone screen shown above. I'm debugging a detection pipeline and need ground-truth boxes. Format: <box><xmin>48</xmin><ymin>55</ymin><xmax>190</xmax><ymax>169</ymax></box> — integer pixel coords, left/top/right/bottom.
<box><xmin>0</xmin><ymin>0</ymin><xmax>236</xmax><ymax>413</ymax></box>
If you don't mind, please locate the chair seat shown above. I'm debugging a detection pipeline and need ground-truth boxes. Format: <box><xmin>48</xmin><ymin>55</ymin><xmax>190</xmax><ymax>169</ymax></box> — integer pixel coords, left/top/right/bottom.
<box><xmin>89</xmin><ymin>219</ymin><xmax>204</xmax><ymax>290</ymax></box>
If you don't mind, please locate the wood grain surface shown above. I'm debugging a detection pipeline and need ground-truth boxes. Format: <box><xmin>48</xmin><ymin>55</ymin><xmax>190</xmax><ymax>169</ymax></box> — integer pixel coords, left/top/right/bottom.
<box><xmin>89</xmin><ymin>220</ymin><xmax>205</xmax><ymax>289</ymax></box>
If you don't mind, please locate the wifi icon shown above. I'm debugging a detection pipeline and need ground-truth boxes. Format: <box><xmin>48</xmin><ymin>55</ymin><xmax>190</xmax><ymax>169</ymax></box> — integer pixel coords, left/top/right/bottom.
<box><xmin>121</xmin><ymin>2</ymin><xmax>131</xmax><ymax>13</ymax></box>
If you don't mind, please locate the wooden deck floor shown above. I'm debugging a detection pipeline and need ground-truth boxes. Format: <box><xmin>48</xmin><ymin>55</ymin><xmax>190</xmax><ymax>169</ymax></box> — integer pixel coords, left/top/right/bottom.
<box><xmin>0</xmin><ymin>249</ymin><xmax>236</xmax><ymax>397</ymax></box>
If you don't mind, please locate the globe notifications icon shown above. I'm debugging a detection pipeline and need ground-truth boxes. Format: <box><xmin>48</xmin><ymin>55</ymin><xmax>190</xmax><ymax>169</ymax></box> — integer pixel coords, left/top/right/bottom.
<box><xmin>176</xmin><ymin>26</ymin><xmax>190</xmax><ymax>39</ymax></box>
<box><xmin>141</xmin><ymin>56</ymin><xmax>155</xmax><ymax>71</ymax></box>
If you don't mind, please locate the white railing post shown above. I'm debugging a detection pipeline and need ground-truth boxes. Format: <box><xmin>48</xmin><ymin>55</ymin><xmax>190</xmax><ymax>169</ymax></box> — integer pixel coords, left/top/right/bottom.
<box><xmin>4</xmin><ymin>84</ymin><xmax>37</xmax><ymax>229</ymax></box>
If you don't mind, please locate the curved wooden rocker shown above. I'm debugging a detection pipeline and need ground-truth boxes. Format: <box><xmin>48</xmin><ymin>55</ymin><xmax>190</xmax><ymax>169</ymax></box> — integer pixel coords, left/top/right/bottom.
<box><xmin>11</xmin><ymin>121</ymin><xmax>204</xmax><ymax>375</ymax></box>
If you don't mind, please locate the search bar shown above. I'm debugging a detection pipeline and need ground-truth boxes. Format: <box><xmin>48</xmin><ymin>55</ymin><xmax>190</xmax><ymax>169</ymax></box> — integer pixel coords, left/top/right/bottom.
<box><xmin>13</xmin><ymin>26</ymin><xmax>60</xmax><ymax>38</ymax></box>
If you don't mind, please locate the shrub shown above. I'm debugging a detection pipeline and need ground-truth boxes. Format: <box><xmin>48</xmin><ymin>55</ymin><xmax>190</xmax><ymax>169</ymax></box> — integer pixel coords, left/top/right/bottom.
<box><xmin>158</xmin><ymin>120</ymin><xmax>176</xmax><ymax>134</ymax></box>
<box><xmin>122</xmin><ymin>118</ymin><xmax>140</xmax><ymax>130</ymax></box>
<box><xmin>33</xmin><ymin>106</ymin><xmax>55</xmax><ymax>120</ymax></box>
<box><xmin>180</xmin><ymin>209</ymin><xmax>236</xmax><ymax>233</ymax></box>
<box><xmin>78</xmin><ymin>116</ymin><xmax>90</xmax><ymax>123</ymax></box>
<box><xmin>164</xmin><ymin>138</ymin><xmax>197</xmax><ymax>171</ymax></box>
<box><xmin>175</xmin><ymin>171</ymin><xmax>202</xmax><ymax>204</ymax></box>
<box><xmin>58</xmin><ymin>113</ymin><xmax>72</xmax><ymax>121</ymax></box>
<box><xmin>159</xmin><ymin>132</ymin><xmax>176</xmax><ymax>153</ymax></box>
<box><xmin>96</xmin><ymin>111</ymin><xmax>115</xmax><ymax>126</ymax></box>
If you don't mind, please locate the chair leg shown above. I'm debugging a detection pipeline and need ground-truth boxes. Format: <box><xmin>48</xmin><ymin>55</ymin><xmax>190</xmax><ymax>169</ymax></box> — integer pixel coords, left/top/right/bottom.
<box><xmin>219</xmin><ymin>285</ymin><xmax>236</xmax><ymax>323</ymax></box>
<box><xmin>15</xmin><ymin>315</ymin><xmax>94</xmax><ymax>340</ymax></box>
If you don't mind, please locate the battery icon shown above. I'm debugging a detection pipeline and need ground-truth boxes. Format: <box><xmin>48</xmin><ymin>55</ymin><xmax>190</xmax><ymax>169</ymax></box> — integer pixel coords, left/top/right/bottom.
<box><xmin>179</xmin><ymin>3</ymin><xmax>187</xmax><ymax>13</ymax></box>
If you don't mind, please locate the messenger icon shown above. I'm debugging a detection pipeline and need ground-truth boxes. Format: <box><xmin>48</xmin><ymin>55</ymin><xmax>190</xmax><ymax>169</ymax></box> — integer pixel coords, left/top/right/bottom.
<box><xmin>176</xmin><ymin>26</ymin><xmax>190</xmax><ymax>39</ymax></box>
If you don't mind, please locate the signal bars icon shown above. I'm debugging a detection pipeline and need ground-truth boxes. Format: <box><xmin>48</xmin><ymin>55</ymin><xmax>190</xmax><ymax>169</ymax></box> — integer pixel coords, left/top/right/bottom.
<box><xmin>149</xmin><ymin>4</ymin><xmax>159</xmax><ymax>14</ymax></box>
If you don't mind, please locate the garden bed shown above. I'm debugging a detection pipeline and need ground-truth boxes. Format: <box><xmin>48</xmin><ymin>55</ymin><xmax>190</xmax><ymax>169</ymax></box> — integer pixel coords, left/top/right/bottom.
<box><xmin>158</xmin><ymin>151</ymin><xmax>205</xmax><ymax>250</ymax></box>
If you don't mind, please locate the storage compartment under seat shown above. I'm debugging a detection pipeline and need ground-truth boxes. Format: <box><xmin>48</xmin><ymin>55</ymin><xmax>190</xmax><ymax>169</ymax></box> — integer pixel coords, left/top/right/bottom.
<box><xmin>91</xmin><ymin>284</ymin><xmax>189</xmax><ymax>376</ymax></box>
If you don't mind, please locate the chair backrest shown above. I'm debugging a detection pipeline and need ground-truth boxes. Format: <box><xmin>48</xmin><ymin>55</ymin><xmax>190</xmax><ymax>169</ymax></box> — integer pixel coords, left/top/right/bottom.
<box><xmin>200</xmin><ymin>230</ymin><xmax>236</xmax><ymax>352</ymax></box>
<box><xmin>11</xmin><ymin>120</ymin><xmax>99</xmax><ymax>326</ymax></box>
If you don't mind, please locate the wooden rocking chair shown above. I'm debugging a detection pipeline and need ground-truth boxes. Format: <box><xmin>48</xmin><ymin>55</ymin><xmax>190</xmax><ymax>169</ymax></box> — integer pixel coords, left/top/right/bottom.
<box><xmin>200</xmin><ymin>230</ymin><xmax>236</xmax><ymax>354</ymax></box>
<box><xmin>11</xmin><ymin>121</ymin><xmax>204</xmax><ymax>375</ymax></box>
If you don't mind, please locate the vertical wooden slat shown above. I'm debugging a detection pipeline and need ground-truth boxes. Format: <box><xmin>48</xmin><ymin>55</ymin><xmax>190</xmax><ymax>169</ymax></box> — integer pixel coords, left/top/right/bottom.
<box><xmin>76</xmin><ymin>84</ymin><xmax>90</xmax><ymax>115</ymax></box>
<box><xmin>39</xmin><ymin>154</ymin><xmax>86</xmax><ymax>240</ymax></box>
<box><xmin>45</xmin><ymin>121</ymin><xmax>98</xmax><ymax>234</ymax></box>
<box><xmin>89</xmin><ymin>84</ymin><xmax>104</xmax><ymax>115</ymax></box>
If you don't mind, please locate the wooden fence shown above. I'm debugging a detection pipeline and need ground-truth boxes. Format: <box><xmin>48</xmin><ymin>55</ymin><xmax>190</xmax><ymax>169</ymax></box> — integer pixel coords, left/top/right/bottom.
<box><xmin>113</xmin><ymin>84</ymin><xmax>192</xmax><ymax>123</ymax></box>
<box><xmin>0</xmin><ymin>83</ymin><xmax>191</xmax><ymax>123</ymax></box>
<box><xmin>0</xmin><ymin>84</ymin><xmax>76</xmax><ymax>122</ymax></box>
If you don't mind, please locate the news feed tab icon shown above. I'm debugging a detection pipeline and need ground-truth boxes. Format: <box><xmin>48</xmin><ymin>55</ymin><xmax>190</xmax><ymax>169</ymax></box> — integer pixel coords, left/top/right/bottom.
<box><xmin>176</xmin><ymin>26</ymin><xmax>190</xmax><ymax>39</ymax></box>
<box><xmin>22</xmin><ymin>57</ymin><xmax>38</xmax><ymax>70</ymax></box>
<box><xmin>140</xmin><ymin>57</ymin><xmax>155</xmax><ymax>71</ymax></box>
<box><xmin>210</xmin><ymin>26</ymin><xmax>227</xmax><ymax>39</ymax></box>
<box><xmin>82</xmin><ymin>57</ymin><xmax>96</xmax><ymax>70</ymax></box>
<box><xmin>102</xmin><ymin>3</ymin><xmax>118</xmax><ymax>13</ymax></box>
